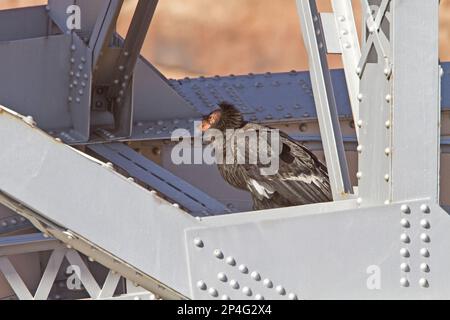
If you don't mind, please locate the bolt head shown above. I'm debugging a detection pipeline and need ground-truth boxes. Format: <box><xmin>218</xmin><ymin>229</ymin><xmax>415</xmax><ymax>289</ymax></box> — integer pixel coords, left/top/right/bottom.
<box><xmin>400</xmin><ymin>277</ymin><xmax>409</xmax><ymax>287</ymax></box>
<box><xmin>288</xmin><ymin>293</ymin><xmax>298</xmax><ymax>300</ymax></box>
<box><xmin>217</xmin><ymin>273</ymin><xmax>227</xmax><ymax>282</ymax></box>
<box><xmin>214</xmin><ymin>249</ymin><xmax>224</xmax><ymax>259</ymax></box>
<box><xmin>420</xmin><ymin>248</ymin><xmax>430</xmax><ymax>257</ymax></box>
<box><xmin>238</xmin><ymin>264</ymin><xmax>248</xmax><ymax>273</ymax></box>
<box><xmin>400</xmin><ymin>234</ymin><xmax>410</xmax><ymax>243</ymax></box>
<box><xmin>420</xmin><ymin>219</ymin><xmax>430</xmax><ymax>229</ymax></box>
<box><xmin>420</xmin><ymin>233</ymin><xmax>430</xmax><ymax>243</ymax></box>
<box><xmin>400</xmin><ymin>205</ymin><xmax>410</xmax><ymax>214</ymax></box>
<box><xmin>276</xmin><ymin>285</ymin><xmax>286</xmax><ymax>295</ymax></box>
<box><xmin>230</xmin><ymin>280</ymin><xmax>239</xmax><ymax>289</ymax></box>
<box><xmin>357</xmin><ymin>145</ymin><xmax>363</xmax><ymax>153</ymax></box>
<box><xmin>226</xmin><ymin>257</ymin><xmax>236</xmax><ymax>266</ymax></box>
<box><xmin>242</xmin><ymin>287</ymin><xmax>252</xmax><ymax>296</ymax></box>
<box><xmin>263</xmin><ymin>279</ymin><xmax>273</xmax><ymax>288</ymax></box>
<box><xmin>400</xmin><ymin>218</ymin><xmax>410</xmax><ymax>228</ymax></box>
<box><xmin>400</xmin><ymin>263</ymin><xmax>410</xmax><ymax>272</ymax></box>
<box><xmin>193</xmin><ymin>238</ymin><xmax>204</xmax><ymax>248</ymax></box>
<box><xmin>251</xmin><ymin>271</ymin><xmax>261</xmax><ymax>281</ymax></box>
<box><xmin>420</xmin><ymin>204</ymin><xmax>430</xmax><ymax>214</ymax></box>
<box><xmin>419</xmin><ymin>278</ymin><xmax>429</xmax><ymax>288</ymax></box>
<box><xmin>196</xmin><ymin>280</ymin><xmax>207</xmax><ymax>291</ymax></box>
<box><xmin>208</xmin><ymin>288</ymin><xmax>219</xmax><ymax>297</ymax></box>
<box><xmin>400</xmin><ymin>248</ymin><xmax>410</xmax><ymax>257</ymax></box>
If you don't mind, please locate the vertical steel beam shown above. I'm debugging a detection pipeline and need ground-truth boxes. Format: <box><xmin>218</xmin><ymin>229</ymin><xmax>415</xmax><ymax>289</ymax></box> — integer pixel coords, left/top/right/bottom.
<box><xmin>390</xmin><ymin>0</ymin><xmax>440</xmax><ymax>202</ymax></box>
<box><xmin>331</xmin><ymin>0</ymin><xmax>361</xmax><ymax>139</ymax></box>
<box><xmin>296</xmin><ymin>0</ymin><xmax>352</xmax><ymax>200</ymax></box>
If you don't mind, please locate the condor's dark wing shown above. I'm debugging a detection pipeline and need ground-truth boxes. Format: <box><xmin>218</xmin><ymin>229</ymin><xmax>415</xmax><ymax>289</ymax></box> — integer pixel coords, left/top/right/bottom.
<box><xmin>236</xmin><ymin>123</ymin><xmax>332</xmax><ymax>207</ymax></box>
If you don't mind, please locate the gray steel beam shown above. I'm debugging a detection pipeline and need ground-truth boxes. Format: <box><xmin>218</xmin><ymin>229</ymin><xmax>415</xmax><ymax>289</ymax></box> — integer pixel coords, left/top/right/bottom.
<box><xmin>390</xmin><ymin>0</ymin><xmax>440</xmax><ymax>203</ymax></box>
<box><xmin>0</xmin><ymin>233</ymin><xmax>59</xmax><ymax>256</ymax></box>
<box><xmin>88</xmin><ymin>143</ymin><xmax>230</xmax><ymax>216</ymax></box>
<box><xmin>296</xmin><ymin>0</ymin><xmax>352</xmax><ymax>200</ymax></box>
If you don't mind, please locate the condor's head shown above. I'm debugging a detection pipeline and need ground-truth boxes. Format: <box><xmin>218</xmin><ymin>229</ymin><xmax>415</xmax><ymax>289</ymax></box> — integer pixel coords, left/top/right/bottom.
<box><xmin>201</xmin><ymin>102</ymin><xmax>245</xmax><ymax>132</ymax></box>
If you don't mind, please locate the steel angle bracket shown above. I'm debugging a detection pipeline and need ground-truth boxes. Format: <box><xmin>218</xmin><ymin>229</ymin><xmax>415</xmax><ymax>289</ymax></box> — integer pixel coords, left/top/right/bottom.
<box><xmin>185</xmin><ymin>199</ymin><xmax>450</xmax><ymax>300</ymax></box>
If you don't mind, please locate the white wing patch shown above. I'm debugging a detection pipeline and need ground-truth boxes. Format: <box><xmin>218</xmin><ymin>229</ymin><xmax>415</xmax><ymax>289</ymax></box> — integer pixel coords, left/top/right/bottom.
<box><xmin>249</xmin><ymin>179</ymin><xmax>274</xmax><ymax>199</ymax></box>
<box><xmin>281</xmin><ymin>174</ymin><xmax>324</xmax><ymax>185</ymax></box>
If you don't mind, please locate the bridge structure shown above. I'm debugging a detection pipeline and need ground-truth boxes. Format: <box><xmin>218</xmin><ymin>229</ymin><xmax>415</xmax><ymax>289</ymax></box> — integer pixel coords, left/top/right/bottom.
<box><xmin>0</xmin><ymin>0</ymin><xmax>449</xmax><ymax>300</ymax></box>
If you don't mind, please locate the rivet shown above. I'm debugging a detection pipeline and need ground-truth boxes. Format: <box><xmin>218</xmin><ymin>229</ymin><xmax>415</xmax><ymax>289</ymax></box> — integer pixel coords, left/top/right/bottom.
<box><xmin>384</xmin><ymin>148</ymin><xmax>391</xmax><ymax>156</ymax></box>
<box><xmin>242</xmin><ymin>287</ymin><xmax>252</xmax><ymax>296</ymax></box>
<box><xmin>420</xmin><ymin>263</ymin><xmax>430</xmax><ymax>273</ymax></box>
<box><xmin>420</xmin><ymin>204</ymin><xmax>430</xmax><ymax>214</ymax></box>
<box><xmin>357</xmin><ymin>93</ymin><xmax>364</xmax><ymax>102</ymax></box>
<box><xmin>230</xmin><ymin>280</ymin><xmax>240</xmax><ymax>289</ymax></box>
<box><xmin>419</xmin><ymin>278</ymin><xmax>429</xmax><ymax>288</ymax></box>
<box><xmin>217</xmin><ymin>273</ymin><xmax>227</xmax><ymax>282</ymax></box>
<box><xmin>357</xmin><ymin>198</ymin><xmax>363</xmax><ymax>205</ymax></box>
<box><xmin>343</xmin><ymin>42</ymin><xmax>351</xmax><ymax>49</ymax></box>
<box><xmin>172</xmin><ymin>203</ymin><xmax>180</xmax><ymax>208</ymax></box>
<box><xmin>356</xmin><ymin>172</ymin><xmax>363</xmax><ymax>179</ymax></box>
<box><xmin>276</xmin><ymin>285</ymin><xmax>286</xmax><ymax>295</ymax></box>
<box><xmin>385</xmin><ymin>94</ymin><xmax>392</xmax><ymax>103</ymax></box>
<box><xmin>226</xmin><ymin>257</ymin><xmax>236</xmax><ymax>266</ymax></box>
<box><xmin>384</xmin><ymin>174</ymin><xmax>390</xmax><ymax>182</ymax></box>
<box><xmin>400</xmin><ymin>263</ymin><xmax>410</xmax><ymax>272</ymax></box>
<box><xmin>254</xmin><ymin>294</ymin><xmax>264</xmax><ymax>300</ymax></box>
<box><xmin>420</xmin><ymin>219</ymin><xmax>430</xmax><ymax>229</ymax></box>
<box><xmin>193</xmin><ymin>238</ymin><xmax>204</xmax><ymax>248</ymax></box>
<box><xmin>385</xmin><ymin>120</ymin><xmax>391</xmax><ymax>129</ymax></box>
<box><xmin>356</xmin><ymin>67</ymin><xmax>362</xmax><ymax>75</ymax></box>
<box><xmin>208</xmin><ymin>288</ymin><xmax>219</xmax><ymax>297</ymax></box>
<box><xmin>251</xmin><ymin>271</ymin><xmax>261</xmax><ymax>281</ymax></box>
<box><xmin>400</xmin><ymin>248</ymin><xmax>410</xmax><ymax>257</ymax></box>
<box><xmin>214</xmin><ymin>249</ymin><xmax>224</xmax><ymax>259</ymax></box>
<box><xmin>357</xmin><ymin>145</ymin><xmax>363</xmax><ymax>153</ymax></box>
<box><xmin>384</xmin><ymin>200</ymin><xmax>390</xmax><ymax>205</ymax></box>
<box><xmin>263</xmin><ymin>279</ymin><xmax>273</xmax><ymax>288</ymax></box>
<box><xmin>88</xmin><ymin>257</ymin><xmax>94</xmax><ymax>262</ymax></box>
<box><xmin>420</xmin><ymin>248</ymin><xmax>430</xmax><ymax>258</ymax></box>
<box><xmin>400</xmin><ymin>218</ymin><xmax>410</xmax><ymax>228</ymax></box>
<box><xmin>400</xmin><ymin>277</ymin><xmax>409</xmax><ymax>287</ymax></box>
<box><xmin>400</xmin><ymin>205</ymin><xmax>411</xmax><ymax>214</ymax></box>
<box><xmin>238</xmin><ymin>264</ymin><xmax>248</xmax><ymax>273</ymax></box>
<box><xmin>400</xmin><ymin>234</ymin><xmax>410</xmax><ymax>243</ymax></box>
<box><xmin>357</xmin><ymin>120</ymin><xmax>363</xmax><ymax>128</ymax></box>
<box><xmin>197</xmin><ymin>280</ymin><xmax>207</xmax><ymax>290</ymax></box>
<box><xmin>221</xmin><ymin>295</ymin><xmax>230</xmax><ymax>300</ymax></box>
<box><xmin>338</xmin><ymin>15</ymin><xmax>345</xmax><ymax>22</ymax></box>
<box><xmin>384</xmin><ymin>67</ymin><xmax>391</xmax><ymax>76</ymax></box>
<box><xmin>288</xmin><ymin>293</ymin><xmax>298</xmax><ymax>300</ymax></box>
<box><xmin>420</xmin><ymin>233</ymin><xmax>430</xmax><ymax>243</ymax></box>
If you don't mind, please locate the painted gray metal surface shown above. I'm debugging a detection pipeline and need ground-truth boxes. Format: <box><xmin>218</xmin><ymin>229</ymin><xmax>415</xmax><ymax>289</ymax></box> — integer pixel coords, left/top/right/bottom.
<box><xmin>296</xmin><ymin>0</ymin><xmax>352</xmax><ymax>200</ymax></box>
<box><xmin>0</xmin><ymin>106</ymin><xmax>196</xmax><ymax>298</ymax></box>
<box><xmin>186</xmin><ymin>199</ymin><xmax>450</xmax><ymax>299</ymax></box>
<box><xmin>88</xmin><ymin>143</ymin><xmax>231</xmax><ymax>216</ymax></box>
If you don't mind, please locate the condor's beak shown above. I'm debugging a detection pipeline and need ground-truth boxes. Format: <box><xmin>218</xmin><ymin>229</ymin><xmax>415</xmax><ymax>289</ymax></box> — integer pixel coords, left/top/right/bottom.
<box><xmin>199</xmin><ymin>119</ymin><xmax>211</xmax><ymax>132</ymax></box>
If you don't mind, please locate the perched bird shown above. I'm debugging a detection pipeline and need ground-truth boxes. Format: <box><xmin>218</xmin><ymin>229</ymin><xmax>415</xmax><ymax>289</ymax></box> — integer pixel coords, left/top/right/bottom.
<box><xmin>201</xmin><ymin>102</ymin><xmax>332</xmax><ymax>210</ymax></box>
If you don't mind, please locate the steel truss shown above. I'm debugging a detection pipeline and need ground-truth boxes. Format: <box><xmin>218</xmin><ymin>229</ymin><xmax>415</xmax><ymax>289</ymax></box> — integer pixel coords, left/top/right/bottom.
<box><xmin>0</xmin><ymin>0</ymin><xmax>448</xmax><ymax>300</ymax></box>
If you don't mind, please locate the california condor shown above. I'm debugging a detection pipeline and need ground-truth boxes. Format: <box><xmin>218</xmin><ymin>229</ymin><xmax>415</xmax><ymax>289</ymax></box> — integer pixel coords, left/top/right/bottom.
<box><xmin>201</xmin><ymin>102</ymin><xmax>332</xmax><ymax>210</ymax></box>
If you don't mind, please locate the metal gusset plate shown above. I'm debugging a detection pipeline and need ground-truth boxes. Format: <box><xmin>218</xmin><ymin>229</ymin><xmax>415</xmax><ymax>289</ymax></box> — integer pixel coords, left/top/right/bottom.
<box><xmin>169</xmin><ymin>69</ymin><xmax>353</xmax><ymax>124</ymax></box>
<box><xmin>88</xmin><ymin>143</ymin><xmax>231</xmax><ymax>216</ymax></box>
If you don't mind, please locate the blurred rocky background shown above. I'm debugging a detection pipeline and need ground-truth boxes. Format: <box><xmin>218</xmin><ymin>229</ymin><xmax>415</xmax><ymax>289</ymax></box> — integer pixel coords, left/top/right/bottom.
<box><xmin>2</xmin><ymin>0</ymin><xmax>450</xmax><ymax>78</ymax></box>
